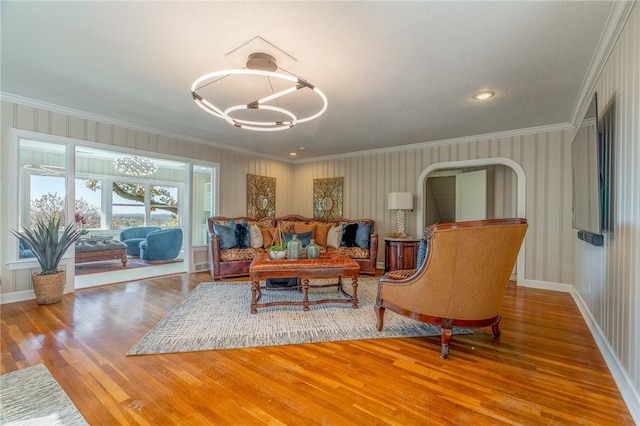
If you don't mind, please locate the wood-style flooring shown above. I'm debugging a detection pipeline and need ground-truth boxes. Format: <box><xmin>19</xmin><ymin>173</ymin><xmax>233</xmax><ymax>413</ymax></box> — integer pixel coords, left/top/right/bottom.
<box><xmin>1</xmin><ymin>271</ymin><xmax>634</xmax><ymax>425</ymax></box>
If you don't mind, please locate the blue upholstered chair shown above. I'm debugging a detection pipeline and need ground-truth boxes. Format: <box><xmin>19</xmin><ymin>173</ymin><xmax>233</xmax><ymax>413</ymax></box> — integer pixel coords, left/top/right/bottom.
<box><xmin>119</xmin><ymin>226</ymin><xmax>161</xmax><ymax>256</ymax></box>
<box><xmin>139</xmin><ymin>228</ymin><xmax>183</xmax><ymax>261</ymax></box>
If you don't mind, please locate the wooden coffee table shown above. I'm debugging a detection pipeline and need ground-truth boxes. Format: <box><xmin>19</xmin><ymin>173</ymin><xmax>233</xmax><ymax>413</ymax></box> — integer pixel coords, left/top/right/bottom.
<box><xmin>249</xmin><ymin>252</ymin><xmax>360</xmax><ymax>314</ymax></box>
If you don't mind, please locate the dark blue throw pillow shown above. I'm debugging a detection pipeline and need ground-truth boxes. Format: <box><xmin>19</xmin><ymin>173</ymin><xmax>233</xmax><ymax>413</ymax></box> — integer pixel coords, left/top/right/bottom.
<box><xmin>283</xmin><ymin>231</ymin><xmax>313</xmax><ymax>247</ymax></box>
<box><xmin>235</xmin><ymin>221</ymin><xmax>250</xmax><ymax>249</ymax></box>
<box><xmin>213</xmin><ymin>220</ymin><xmax>238</xmax><ymax>250</ymax></box>
<box><xmin>341</xmin><ymin>223</ymin><xmax>358</xmax><ymax>247</ymax></box>
<box><xmin>355</xmin><ymin>222</ymin><xmax>372</xmax><ymax>249</ymax></box>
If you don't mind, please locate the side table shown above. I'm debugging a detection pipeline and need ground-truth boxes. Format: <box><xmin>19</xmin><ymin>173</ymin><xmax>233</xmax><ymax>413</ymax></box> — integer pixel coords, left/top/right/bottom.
<box><xmin>384</xmin><ymin>237</ymin><xmax>420</xmax><ymax>272</ymax></box>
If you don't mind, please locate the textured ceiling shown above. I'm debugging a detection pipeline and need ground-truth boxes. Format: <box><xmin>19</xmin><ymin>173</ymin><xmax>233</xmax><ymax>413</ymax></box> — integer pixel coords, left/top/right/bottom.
<box><xmin>1</xmin><ymin>1</ymin><xmax>615</xmax><ymax>161</ymax></box>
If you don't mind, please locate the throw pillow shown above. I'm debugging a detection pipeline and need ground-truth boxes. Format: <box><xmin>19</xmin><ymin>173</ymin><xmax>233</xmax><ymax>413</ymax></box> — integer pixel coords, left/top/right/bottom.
<box><xmin>249</xmin><ymin>224</ymin><xmax>263</xmax><ymax>249</ymax></box>
<box><xmin>294</xmin><ymin>223</ymin><xmax>317</xmax><ymax>239</ymax></box>
<box><xmin>283</xmin><ymin>231</ymin><xmax>313</xmax><ymax>247</ymax></box>
<box><xmin>261</xmin><ymin>227</ymin><xmax>273</xmax><ymax>248</ymax></box>
<box><xmin>355</xmin><ymin>222</ymin><xmax>372</xmax><ymax>249</ymax></box>
<box><xmin>341</xmin><ymin>223</ymin><xmax>358</xmax><ymax>247</ymax></box>
<box><xmin>314</xmin><ymin>223</ymin><xmax>333</xmax><ymax>247</ymax></box>
<box><xmin>213</xmin><ymin>220</ymin><xmax>238</xmax><ymax>250</ymax></box>
<box><xmin>326</xmin><ymin>225</ymin><xmax>343</xmax><ymax>248</ymax></box>
<box><xmin>235</xmin><ymin>222</ymin><xmax>250</xmax><ymax>249</ymax></box>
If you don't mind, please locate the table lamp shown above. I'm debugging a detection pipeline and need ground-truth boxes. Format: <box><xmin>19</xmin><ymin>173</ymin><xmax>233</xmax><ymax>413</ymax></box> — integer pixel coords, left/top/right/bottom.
<box><xmin>388</xmin><ymin>192</ymin><xmax>413</xmax><ymax>237</ymax></box>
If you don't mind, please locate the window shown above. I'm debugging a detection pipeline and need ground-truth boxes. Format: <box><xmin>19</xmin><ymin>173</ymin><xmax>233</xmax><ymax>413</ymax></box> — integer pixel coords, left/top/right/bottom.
<box><xmin>75</xmin><ymin>178</ymin><xmax>102</xmax><ymax>230</ymax></box>
<box><xmin>112</xmin><ymin>182</ymin><xmax>146</xmax><ymax>229</ymax></box>
<box><xmin>150</xmin><ymin>185</ymin><xmax>179</xmax><ymax>227</ymax></box>
<box><xmin>19</xmin><ymin>140</ymin><xmax>68</xmax><ymax>259</ymax></box>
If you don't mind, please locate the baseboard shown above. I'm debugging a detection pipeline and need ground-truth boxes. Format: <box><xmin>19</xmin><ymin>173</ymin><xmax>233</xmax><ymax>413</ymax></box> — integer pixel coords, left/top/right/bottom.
<box><xmin>520</xmin><ymin>279</ymin><xmax>574</xmax><ymax>292</ymax></box>
<box><xmin>570</xmin><ymin>288</ymin><xmax>640</xmax><ymax>424</ymax></box>
<box><xmin>1</xmin><ymin>290</ymin><xmax>35</xmax><ymax>304</ymax></box>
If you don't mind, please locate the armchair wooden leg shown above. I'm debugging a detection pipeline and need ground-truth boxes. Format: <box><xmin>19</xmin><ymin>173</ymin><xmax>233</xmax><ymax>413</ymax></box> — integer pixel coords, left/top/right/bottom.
<box><xmin>491</xmin><ymin>315</ymin><xmax>502</xmax><ymax>338</ymax></box>
<box><xmin>441</xmin><ymin>319</ymin><xmax>453</xmax><ymax>359</ymax></box>
<box><xmin>375</xmin><ymin>306</ymin><xmax>385</xmax><ymax>331</ymax></box>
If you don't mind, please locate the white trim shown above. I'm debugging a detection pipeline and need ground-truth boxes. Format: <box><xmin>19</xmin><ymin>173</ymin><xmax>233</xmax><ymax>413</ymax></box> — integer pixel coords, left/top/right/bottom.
<box><xmin>416</xmin><ymin>157</ymin><xmax>527</xmax><ymax>286</ymax></box>
<box><xmin>520</xmin><ymin>279</ymin><xmax>574</xmax><ymax>293</ymax></box>
<box><xmin>569</xmin><ymin>1</ymin><xmax>637</xmax><ymax>128</ymax></box>
<box><xmin>571</xmin><ymin>287</ymin><xmax>640</xmax><ymax>424</ymax></box>
<box><xmin>0</xmin><ymin>290</ymin><xmax>35</xmax><ymax>304</ymax></box>
<box><xmin>295</xmin><ymin>122</ymin><xmax>573</xmax><ymax>164</ymax></box>
<box><xmin>0</xmin><ymin>93</ymin><xmax>292</xmax><ymax>164</ymax></box>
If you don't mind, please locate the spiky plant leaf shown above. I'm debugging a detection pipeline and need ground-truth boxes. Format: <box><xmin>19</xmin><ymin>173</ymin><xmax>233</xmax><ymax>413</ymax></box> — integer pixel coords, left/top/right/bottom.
<box><xmin>11</xmin><ymin>215</ymin><xmax>82</xmax><ymax>275</ymax></box>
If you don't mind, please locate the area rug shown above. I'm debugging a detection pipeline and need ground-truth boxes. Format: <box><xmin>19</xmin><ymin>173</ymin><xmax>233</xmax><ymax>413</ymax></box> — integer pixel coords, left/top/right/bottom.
<box><xmin>0</xmin><ymin>364</ymin><xmax>88</xmax><ymax>425</ymax></box>
<box><xmin>75</xmin><ymin>257</ymin><xmax>183</xmax><ymax>276</ymax></box>
<box><xmin>127</xmin><ymin>278</ymin><xmax>471</xmax><ymax>356</ymax></box>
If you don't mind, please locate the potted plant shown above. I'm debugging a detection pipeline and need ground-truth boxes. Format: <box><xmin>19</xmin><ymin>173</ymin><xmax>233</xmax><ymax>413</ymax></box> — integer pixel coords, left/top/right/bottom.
<box><xmin>267</xmin><ymin>224</ymin><xmax>288</xmax><ymax>260</ymax></box>
<box><xmin>11</xmin><ymin>215</ymin><xmax>82</xmax><ymax>304</ymax></box>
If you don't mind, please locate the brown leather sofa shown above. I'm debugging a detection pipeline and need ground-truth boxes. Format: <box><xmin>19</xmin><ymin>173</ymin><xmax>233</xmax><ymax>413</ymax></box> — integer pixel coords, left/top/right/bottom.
<box><xmin>207</xmin><ymin>214</ymin><xmax>378</xmax><ymax>280</ymax></box>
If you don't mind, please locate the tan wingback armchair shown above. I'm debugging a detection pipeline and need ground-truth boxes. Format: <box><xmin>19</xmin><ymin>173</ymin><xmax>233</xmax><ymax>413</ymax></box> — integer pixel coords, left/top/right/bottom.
<box><xmin>375</xmin><ymin>218</ymin><xmax>528</xmax><ymax>358</ymax></box>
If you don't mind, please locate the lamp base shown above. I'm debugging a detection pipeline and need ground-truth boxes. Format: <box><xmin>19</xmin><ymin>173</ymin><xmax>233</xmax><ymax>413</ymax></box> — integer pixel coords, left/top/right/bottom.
<box><xmin>396</xmin><ymin>209</ymin><xmax>406</xmax><ymax>236</ymax></box>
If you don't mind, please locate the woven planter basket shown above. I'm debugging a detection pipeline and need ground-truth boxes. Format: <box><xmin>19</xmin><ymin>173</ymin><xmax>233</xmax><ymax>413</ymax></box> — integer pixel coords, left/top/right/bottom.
<box><xmin>32</xmin><ymin>272</ymin><xmax>65</xmax><ymax>304</ymax></box>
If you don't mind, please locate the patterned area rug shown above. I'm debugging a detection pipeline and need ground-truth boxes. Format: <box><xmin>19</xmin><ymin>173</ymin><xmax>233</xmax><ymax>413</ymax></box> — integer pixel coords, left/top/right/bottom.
<box><xmin>0</xmin><ymin>364</ymin><xmax>88</xmax><ymax>425</ymax></box>
<box><xmin>75</xmin><ymin>257</ymin><xmax>183</xmax><ymax>276</ymax></box>
<box><xmin>127</xmin><ymin>278</ymin><xmax>471</xmax><ymax>356</ymax></box>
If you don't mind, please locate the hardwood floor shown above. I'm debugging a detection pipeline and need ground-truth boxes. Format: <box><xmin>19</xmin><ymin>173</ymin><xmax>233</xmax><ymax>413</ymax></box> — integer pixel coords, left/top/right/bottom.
<box><xmin>1</xmin><ymin>272</ymin><xmax>633</xmax><ymax>425</ymax></box>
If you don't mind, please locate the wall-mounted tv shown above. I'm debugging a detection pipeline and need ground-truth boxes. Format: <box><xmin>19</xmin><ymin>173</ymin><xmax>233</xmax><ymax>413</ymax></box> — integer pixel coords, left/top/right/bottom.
<box><xmin>571</xmin><ymin>92</ymin><xmax>607</xmax><ymax>246</ymax></box>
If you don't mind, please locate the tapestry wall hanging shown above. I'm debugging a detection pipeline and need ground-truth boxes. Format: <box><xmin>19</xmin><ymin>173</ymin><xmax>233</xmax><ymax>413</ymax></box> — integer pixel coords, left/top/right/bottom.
<box><xmin>313</xmin><ymin>177</ymin><xmax>343</xmax><ymax>219</ymax></box>
<box><xmin>247</xmin><ymin>174</ymin><xmax>276</xmax><ymax>218</ymax></box>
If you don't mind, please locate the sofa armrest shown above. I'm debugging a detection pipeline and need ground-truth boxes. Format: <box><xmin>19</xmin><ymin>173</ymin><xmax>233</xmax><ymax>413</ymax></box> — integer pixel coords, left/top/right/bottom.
<box><xmin>208</xmin><ymin>231</ymin><xmax>222</xmax><ymax>278</ymax></box>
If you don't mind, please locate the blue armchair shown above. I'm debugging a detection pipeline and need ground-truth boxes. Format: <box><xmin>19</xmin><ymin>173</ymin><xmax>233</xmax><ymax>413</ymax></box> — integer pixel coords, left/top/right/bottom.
<box><xmin>139</xmin><ymin>228</ymin><xmax>183</xmax><ymax>261</ymax></box>
<box><xmin>119</xmin><ymin>226</ymin><xmax>161</xmax><ymax>256</ymax></box>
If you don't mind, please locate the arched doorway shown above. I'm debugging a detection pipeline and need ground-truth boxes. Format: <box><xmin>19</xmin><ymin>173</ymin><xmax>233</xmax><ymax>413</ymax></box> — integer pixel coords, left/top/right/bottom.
<box><xmin>416</xmin><ymin>157</ymin><xmax>526</xmax><ymax>284</ymax></box>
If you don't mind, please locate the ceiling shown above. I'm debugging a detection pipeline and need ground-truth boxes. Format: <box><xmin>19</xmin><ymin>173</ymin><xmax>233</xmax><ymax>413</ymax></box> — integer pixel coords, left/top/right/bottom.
<box><xmin>1</xmin><ymin>1</ymin><xmax>616</xmax><ymax>161</ymax></box>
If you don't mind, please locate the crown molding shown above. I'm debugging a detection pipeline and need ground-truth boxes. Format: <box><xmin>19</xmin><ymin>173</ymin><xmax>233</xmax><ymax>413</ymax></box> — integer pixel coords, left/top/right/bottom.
<box><xmin>0</xmin><ymin>92</ymin><xmax>294</xmax><ymax>164</ymax></box>
<box><xmin>569</xmin><ymin>0</ymin><xmax>636</xmax><ymax>128</ymax></box>
<box><xmin>294</xmin><ymin>122</ymin><xmax>573</xmax><ymax>164</ymax></box>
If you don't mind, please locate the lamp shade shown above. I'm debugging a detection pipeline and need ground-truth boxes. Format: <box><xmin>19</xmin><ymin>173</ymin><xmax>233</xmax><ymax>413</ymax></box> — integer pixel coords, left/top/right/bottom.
<box><xmin>388</xmin><ymin>192</ymin><xmax>413</xmax><ymax>210</ymax></box>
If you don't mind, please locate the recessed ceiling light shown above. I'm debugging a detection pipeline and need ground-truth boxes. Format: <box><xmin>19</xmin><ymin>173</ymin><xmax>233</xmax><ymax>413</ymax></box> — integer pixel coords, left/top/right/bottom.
<box><xmin>290</xmin><ymin>152</ymin><xmax>297</xmax><ymax>156</ymax></box>
<box><xmin>299</xmin><ymin>147</ymin><xmax>307</xmax><ymax>151</ymax></box>
<box><xmin>473</xmin><ymin>91</ymin><xmax>495</xmax><ymax>100</ymax></box>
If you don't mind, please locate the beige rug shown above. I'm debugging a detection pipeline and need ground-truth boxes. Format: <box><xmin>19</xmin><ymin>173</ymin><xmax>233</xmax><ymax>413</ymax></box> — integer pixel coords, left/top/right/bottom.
<box><xmin>127</xmin><ymin>278</ymin><xmax>471</xmax><ymax>356</ymax></box>
<box><xmin>0</xmin><ymin>364</ymin><xmax>88</xmax><ymax>425</ymax></box>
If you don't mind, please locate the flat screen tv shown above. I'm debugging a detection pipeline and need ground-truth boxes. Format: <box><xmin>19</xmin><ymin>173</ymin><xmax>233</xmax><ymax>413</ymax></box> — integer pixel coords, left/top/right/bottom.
<box><xmin>571</xmin><ymin>92</ymin><xmax>606</xmax><ymax>245</ymax></box>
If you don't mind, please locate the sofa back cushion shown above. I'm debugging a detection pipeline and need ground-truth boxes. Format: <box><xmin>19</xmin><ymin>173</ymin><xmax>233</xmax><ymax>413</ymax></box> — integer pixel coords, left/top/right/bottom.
<box><xmin>314</xmin><ymin>223</ymin><xmax>333</xmax><ymax>247</ymax></box>
<box><xmin>293</xmin><ymin>223</ymin><xmax>317</xmax><ymax>239</ymax></box>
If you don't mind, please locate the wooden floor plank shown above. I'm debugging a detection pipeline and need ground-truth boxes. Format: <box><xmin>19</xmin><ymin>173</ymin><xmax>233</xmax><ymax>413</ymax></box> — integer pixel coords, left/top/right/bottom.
<box><xmin>0</xmin><ymin>272</ymin><xmax>634</xmax><ymax>425</ymax></box>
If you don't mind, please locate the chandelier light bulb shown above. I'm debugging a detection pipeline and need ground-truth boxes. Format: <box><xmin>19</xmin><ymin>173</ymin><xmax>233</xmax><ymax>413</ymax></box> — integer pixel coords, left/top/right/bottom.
<box><xmin>114</xmin><ymin>156</ymin><xmax>158</xmax><ymax>177</ymax></box>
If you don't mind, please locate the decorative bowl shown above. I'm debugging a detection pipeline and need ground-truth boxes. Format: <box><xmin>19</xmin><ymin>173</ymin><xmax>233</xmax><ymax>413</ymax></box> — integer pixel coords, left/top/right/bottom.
<box><xmin>268</xmin><ymin>250</ymin><xmax>287</xmax><ymax>260</ymax></box>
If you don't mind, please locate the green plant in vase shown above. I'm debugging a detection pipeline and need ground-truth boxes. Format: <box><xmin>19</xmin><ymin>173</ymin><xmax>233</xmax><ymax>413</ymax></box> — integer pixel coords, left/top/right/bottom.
<box><xmin>268</xmin><ymin>225</ymin><xmax>288</xmax><ymax>259</ymax></box>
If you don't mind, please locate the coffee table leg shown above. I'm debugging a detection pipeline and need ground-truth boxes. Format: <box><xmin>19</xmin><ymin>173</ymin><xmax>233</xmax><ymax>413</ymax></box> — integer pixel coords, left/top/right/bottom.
<box><xmin>251</xmin><ymin>280</ymin><xmax>259</xmax><ymax>314</ymax></box>
<box><xmin>352</xmin><ymin>277</ymin><xmax>358</xmax><ymax>309</ymax></box>
<box><xmin>302</xmin><ymin>278</ymin><xmax>310</xmax><ymax>311</ymax></box>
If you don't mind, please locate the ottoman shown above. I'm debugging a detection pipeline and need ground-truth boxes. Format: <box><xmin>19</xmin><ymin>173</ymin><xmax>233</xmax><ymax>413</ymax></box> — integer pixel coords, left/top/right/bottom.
<box><xmin>75</xmin><ymin>239</ymin><xmax>128</xmax><ymax>267</ymax></box>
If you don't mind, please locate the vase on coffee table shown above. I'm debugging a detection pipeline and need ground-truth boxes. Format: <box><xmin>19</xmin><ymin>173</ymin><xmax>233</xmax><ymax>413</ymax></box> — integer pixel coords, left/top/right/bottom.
<box><xmin>287</xmin><ymin>234</ymin><xmax>302</xmax><ymax>260</ymax></box>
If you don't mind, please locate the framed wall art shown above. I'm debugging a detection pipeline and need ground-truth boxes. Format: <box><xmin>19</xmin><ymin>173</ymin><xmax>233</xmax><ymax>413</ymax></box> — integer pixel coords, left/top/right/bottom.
<box><xmin>313</xmin><ymin>177</ymin><xmax>343</xmax><ymax>219</ymax></box>
<box><xmin>247</xmin><ymin>174</ymin><xmax>276</xmax><ymax>218</ymax></box>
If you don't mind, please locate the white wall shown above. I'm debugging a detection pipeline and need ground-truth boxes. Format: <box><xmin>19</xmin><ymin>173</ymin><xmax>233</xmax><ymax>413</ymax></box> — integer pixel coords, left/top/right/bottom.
<box><xmin>573</xmin><ymin>3</ymin><xmax>640</xmax><ymax>419</ymax></box>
